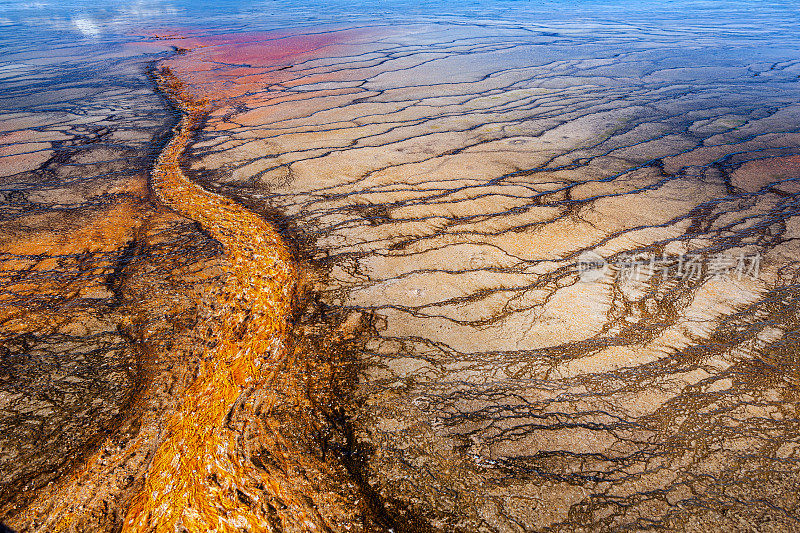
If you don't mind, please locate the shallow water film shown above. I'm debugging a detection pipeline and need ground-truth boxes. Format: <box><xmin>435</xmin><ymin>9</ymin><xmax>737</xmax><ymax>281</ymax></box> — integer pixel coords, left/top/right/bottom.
<box><xmin>1</xmin><ymin>1</ymin><xmax>800</xmax><ymax>532</ymax></box>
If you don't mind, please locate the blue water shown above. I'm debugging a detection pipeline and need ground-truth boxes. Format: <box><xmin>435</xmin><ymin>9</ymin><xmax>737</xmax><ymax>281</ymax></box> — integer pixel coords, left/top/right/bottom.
<box><xmin>2</xmin><ymin>0</ymin><xmax>799</xmax><ymax>43</ymax></box>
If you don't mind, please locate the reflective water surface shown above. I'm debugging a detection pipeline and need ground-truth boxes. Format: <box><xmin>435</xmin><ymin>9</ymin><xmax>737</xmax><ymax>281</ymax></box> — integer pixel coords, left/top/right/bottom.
<box><xmin>1</xmin><ymin>1</ymin><xmax>800</xmax><ymax>532</ymax></box>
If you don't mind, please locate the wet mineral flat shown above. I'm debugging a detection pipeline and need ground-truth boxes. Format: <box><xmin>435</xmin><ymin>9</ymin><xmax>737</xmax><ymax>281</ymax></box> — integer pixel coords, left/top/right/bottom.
<box><xmin>2</xmin><ymin>1</ymin><xmax>800</xmax><ymax>532</ymax></box>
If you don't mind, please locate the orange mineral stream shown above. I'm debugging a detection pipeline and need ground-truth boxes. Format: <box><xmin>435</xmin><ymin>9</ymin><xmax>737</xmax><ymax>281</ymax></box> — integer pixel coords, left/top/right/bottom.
<box><xmin>5</xmin><ymin>29</ymin><xmax>386</xmax><ymax>533</ymax></box>
<box><xmin>120</xmin><ymin>69</ymin><xmax>299</xmax><ymax>531</ymax></box>
<box><xmin>122</xmin><ymin>30</ymin><xmax>380</xmax><ymax>531</ymax></box>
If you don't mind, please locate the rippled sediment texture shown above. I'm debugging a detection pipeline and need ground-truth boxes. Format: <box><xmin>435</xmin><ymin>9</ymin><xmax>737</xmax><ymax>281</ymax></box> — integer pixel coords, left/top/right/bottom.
<box><xmin>0</xmin><ymin>37</ymin><xmax>257</xmax><ymax>531</ymax></box>
<box><xmin>0</xmin><ymin>39</ymin><xmax>171</xmax><ymax>518</ymax></box>
<box><xmin>175</xmin><ymin>18</ymin><xmax>800</xmax><ymax>531</ymax></box>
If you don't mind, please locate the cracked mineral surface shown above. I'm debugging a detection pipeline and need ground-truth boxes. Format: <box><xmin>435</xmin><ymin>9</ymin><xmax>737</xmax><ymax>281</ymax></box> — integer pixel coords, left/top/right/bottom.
<box><xmin>2</xmin><ymin>1</ymin><xmax>800</xmax><ymax>532</ymax></box>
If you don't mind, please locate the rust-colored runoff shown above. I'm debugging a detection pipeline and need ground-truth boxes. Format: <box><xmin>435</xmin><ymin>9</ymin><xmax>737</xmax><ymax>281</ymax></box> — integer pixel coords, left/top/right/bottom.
<box><xmin>122</xmin><ymin>68</ymin><xmax>299</xmax><ymax>532</ymax></box>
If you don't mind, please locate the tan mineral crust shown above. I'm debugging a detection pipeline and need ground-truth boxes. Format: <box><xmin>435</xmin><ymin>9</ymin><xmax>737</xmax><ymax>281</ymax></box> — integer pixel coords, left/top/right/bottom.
<box><xmin>166</xmin><ymin>23</ymin><xmax>800</xmax><ymax>532</ymax></box>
